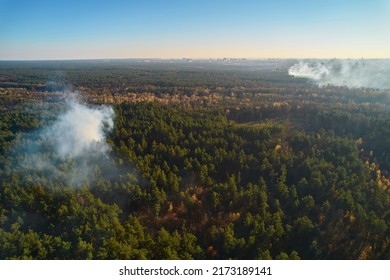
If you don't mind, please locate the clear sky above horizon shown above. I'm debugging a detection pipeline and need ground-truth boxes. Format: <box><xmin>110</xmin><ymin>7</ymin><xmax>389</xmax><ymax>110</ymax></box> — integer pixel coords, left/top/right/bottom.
<box><xmin>0</xmin><ymin>0</ymin><xmax>389</xmax><ymax>60</ymax></box>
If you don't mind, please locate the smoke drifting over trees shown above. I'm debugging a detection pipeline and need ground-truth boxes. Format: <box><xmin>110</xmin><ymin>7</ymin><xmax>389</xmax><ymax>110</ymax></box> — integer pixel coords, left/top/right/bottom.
<box><xmin>14</xmin><ymin>95</ymin><xmax>115</xmax><ymax>186</ymax></box>
<box><xmin>45</xmin><ymin>97</ymin><xmax>114</xmax><ymax>159</ymax></box>
<box><xmin>289</xmin><ymin>59</ymin><xmax>390</xmax><ymax>90</ymax></box>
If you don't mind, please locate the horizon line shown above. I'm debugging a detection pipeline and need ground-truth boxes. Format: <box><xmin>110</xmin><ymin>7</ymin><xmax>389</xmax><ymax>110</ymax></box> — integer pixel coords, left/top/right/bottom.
<box><xmin>1</xmin><ymin>57</ymin><xmax>390</xmax><ymax>62</ymax></box>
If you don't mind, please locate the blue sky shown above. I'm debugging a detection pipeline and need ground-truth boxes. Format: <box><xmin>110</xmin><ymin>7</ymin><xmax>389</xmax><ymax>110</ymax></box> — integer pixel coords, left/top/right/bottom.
<box><xmin>0</xmin><ymin>0</ymin><xmax>389</xmax><ymax>59</ymax></box>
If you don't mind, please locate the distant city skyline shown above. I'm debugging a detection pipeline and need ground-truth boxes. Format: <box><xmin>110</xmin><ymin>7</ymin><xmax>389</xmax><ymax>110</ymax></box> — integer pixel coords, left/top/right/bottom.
<box><xmin>0</xmin><ymin>0</ymin><xmax>389</xmax><ymax>60</ymax></box>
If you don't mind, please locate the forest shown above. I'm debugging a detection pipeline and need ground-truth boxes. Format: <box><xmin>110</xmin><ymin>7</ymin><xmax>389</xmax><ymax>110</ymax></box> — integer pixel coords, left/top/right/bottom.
<box><xmin>0</xmin><ymin>59</ymin><xmax>389</xmax><ymax>259</ymax></box>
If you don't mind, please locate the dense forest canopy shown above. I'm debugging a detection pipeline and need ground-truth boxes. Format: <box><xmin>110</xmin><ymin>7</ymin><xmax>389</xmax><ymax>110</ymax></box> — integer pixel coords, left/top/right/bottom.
<box><xmin>0</xmin><ymin>59</ymin><xmax>389</xmax><ymax>259</ymax></box>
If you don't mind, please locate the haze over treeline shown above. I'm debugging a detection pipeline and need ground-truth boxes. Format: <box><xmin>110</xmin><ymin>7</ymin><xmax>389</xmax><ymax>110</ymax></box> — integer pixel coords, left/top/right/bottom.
<box><xmin>289</xmin><ymin>59</ymin><xmax>390</xmax><ymax>90</ymax></box>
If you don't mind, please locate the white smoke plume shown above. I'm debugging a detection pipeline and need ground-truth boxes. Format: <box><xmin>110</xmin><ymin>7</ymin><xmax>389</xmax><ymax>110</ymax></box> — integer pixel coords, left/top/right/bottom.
<box><xmin>288</xmin><ymin>59</ymin><xmax>390</xmax><ymax>90</ymax></box>
<box><xmin>15</xmin><ymin>94</ymin><xmax>116</xmax><ymax>186</ymax></box>
<box><xmin>46</xmin><ymin>98</ymin><xmax>114</xmax><ymax>159</ymax></box>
